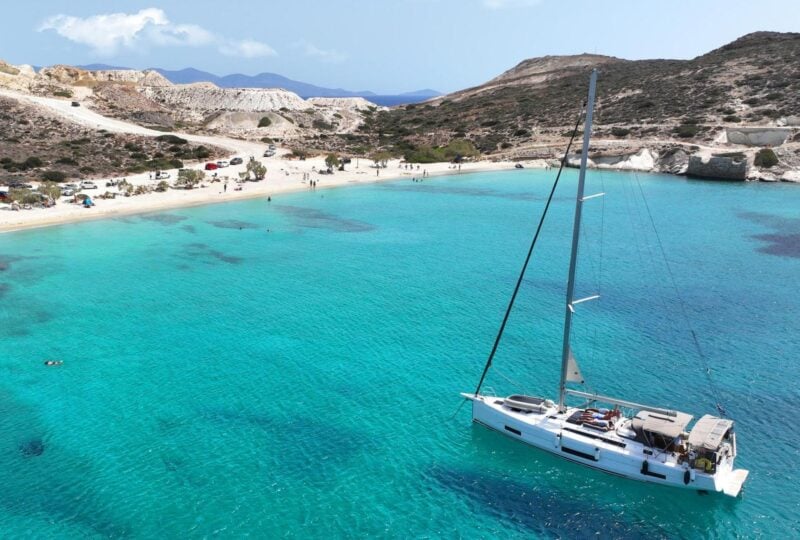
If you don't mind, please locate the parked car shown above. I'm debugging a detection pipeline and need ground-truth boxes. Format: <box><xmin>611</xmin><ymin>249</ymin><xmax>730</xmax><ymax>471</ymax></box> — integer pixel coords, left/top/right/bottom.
<box><xmin>263</xmin><ymin>150</ymin><xmax>275</xmax><ymax>158</ymax></box>
<box><xmin>216</xmin><ymin>160</ymin><xmax>229</xmax><ymax>168</ymax></box>
<box><xmin>71</xmin><ymin>101</ymin><xmax>80</xmax><ymax>107</ymax></box>
<box><xmin>9</xmin><ymin>182</ymin><xmax>34</xmax><ymax>189</ymax></box>
<box><xmin>62</xmin><ymin>188</ymin><xmax>75</xmax><ymax>197</ymax></box>
<box><xmin>0</xmin><ymin>191</ymin><xmax>7</xmax><ymax>201</ymax></box>
<box><xmin>155</xmin><ymin>171</ymin><xmax>170</xmax><ymax>179</ymax></box>
<box><xmin>80</xmin><ymin>181</ymin><xmax>98</xmax><ymax>190</ymax></box>
<box><xmin>230</xmin><ymin>157</ymin><xmax>243</xmax><ymax>165</ymax></box>
<box><xmin>62</xmin><ymin>182</ymin><xmax>80</xmax><ymax>190</ymax></box>
<box><xmin>205</xmin><ymin>163</ymin><xmax>218</xmax><ymax>170</ymax></box>
<box><xmin>268</xmin><ymin>144</ymin><xmax>276</xmax><ymax>151</ymax></box>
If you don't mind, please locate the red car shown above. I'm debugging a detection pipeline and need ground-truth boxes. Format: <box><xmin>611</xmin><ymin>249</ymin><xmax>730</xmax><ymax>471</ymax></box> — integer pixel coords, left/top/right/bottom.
<box><xmin>205</xmin><ymin>162</ymin><xmax>218</xmax><ymax>170</ymax></box>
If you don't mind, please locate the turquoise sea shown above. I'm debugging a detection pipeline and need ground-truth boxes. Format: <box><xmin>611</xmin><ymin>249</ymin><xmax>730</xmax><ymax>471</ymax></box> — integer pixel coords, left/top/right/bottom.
<box><xmin>0</xmin><ymin>169</ymin><xmax>798</xmax><ymax>538</ymax></box>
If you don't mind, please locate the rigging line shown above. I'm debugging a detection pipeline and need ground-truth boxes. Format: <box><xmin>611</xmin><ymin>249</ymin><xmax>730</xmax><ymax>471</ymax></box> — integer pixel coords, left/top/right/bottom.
<box><xmin>632</xmin><ymin>173</ymin><xmax>727</xmax><ymax>417</ymax></box>
<box><xmin>473</xmin><ymin>106</ymin><xmax>586</xmax><ymax>397</ymax></box>
<box><xmin>598</xmin><ymin>170</ymin><xmax>606</xmax><ymax>299</ymax></box>
<box><xmin>448</xmin><ymin>398</ymin><xmax>468</xmax><ymax>421</ymax></box>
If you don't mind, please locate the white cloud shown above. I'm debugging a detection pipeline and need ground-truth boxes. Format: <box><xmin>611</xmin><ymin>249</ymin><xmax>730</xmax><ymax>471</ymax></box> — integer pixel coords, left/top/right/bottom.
<box><xmin>38</xmin><ymin>8</ymin><xmax>275</xmax><ymax>58</ymax></box>
<box><xmin>219</xmin><ymin>39</ymin><xmax>277</xmax><ymax>59</ymax></box>
<box><xmin>299</xmin><ymin>42</ymin><xmax>347</xmax><ymax>64</ymax></box>
<box><xmin>483</xmin><ymin>0</ymin><xmax>542</xmax><ymax>9</ymax></box>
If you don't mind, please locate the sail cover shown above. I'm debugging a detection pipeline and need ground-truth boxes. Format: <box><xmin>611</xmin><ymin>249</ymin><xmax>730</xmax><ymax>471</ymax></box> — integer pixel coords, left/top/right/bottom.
<box><xmin>688</xmin><ymin>415</ymin><xmax>734</xmax><ymax>451</ymax></box>
<box><xmin>567</xmin><ymin>349</ymin><xmax>584</xmax><ymax>384</ymax></box>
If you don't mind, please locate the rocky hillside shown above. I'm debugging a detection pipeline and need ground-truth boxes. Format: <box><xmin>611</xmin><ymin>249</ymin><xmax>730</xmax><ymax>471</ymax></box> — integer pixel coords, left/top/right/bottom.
<box><xmin>401</xmin><ymin>32</ymin><xmax>800</xmax><ymax>136</ymax></box>
<box><xmin>0</xmin><ymin>95</ymin><xmax>223</xmax><ymax>184</ymax></box>
<box><xmin>327</xmin><ymin>31</ymin><xmax>799</xmax><ymax>180</ymax></box>
<box><xmin>0</xmin><ymin>62</ymin><xmax>379</xmax><ymax>138</ymax></box>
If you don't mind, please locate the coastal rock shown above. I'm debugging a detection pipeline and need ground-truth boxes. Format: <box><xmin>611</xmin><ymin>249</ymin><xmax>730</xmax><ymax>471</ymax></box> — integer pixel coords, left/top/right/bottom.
<box><xmin>687</xmin><ymin>155</ymin><xmax>748</xmax><ymax>181</ymax></box>
<box><xmin>567</xmin><ymin>148</ymin><xmax>656</xmax><ymax>172</ymax></box>
<box><xmin>725</xmin><ymin>127</ymin><xmax>792</xmax><ymax>147</ymax></box>
<box><xmin>656</xmin><ymin>147</ymin><xmax>690</xmax><ymax>175</ymax></box>
<box><xmin>780</xmin><ymin>170</ymin><xmax>800</xmax><ymax>183</ymax></box>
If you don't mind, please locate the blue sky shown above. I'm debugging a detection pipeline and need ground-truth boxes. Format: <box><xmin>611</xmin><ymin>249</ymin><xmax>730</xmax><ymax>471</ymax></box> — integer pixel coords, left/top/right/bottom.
<box><xmin>1</xmin><ymin>1</ymin><xmax>797</xmax><ymax>94</ymax></box>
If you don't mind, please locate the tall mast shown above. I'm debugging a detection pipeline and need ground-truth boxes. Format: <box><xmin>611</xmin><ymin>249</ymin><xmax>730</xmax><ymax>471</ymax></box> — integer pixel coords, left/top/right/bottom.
<box><xmin>558</xmin><ymin>69</ymin><xmax>598</xmax><ymax>413</ymax></box>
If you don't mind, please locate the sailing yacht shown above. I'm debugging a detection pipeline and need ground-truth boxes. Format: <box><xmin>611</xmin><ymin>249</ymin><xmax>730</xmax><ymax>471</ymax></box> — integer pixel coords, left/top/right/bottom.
<box><xmin>461</xmin><ymin>70</ymin><xmax>748</xmax><ymax>497</ymax></box>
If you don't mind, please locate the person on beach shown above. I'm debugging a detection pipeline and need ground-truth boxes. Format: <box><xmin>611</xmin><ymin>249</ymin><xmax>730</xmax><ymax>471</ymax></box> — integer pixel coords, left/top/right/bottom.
<box><xmin>224</xmin><ymin>181</ymin><xmax>228</xmax><ymax>193</ymax></box>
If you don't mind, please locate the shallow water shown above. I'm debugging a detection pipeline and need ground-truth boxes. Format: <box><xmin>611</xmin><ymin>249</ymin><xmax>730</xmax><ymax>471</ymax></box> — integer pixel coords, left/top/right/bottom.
<box><xmin>0</xmin><ymin>169</ymin><xmax>797</xmax><ymax>537</ymax></box>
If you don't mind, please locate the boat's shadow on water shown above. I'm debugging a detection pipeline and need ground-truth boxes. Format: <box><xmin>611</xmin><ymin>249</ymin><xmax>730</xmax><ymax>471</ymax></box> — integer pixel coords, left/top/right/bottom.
<box><xmin>429</xmin><ymin>425</ymin><xmax>735</xmax><ymax>538</ymax></box>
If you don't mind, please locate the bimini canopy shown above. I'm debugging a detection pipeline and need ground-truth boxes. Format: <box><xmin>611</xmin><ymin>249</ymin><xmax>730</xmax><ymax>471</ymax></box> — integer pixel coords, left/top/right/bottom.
<box><xmin>688</xmin><ymin>415</ymin><xmax>734</xmax><ymax>451</ymax></box>
<box><xmin>632</xmin><ymin>410</ymin><xmax>693</xmax><ymax>439</ymax></box>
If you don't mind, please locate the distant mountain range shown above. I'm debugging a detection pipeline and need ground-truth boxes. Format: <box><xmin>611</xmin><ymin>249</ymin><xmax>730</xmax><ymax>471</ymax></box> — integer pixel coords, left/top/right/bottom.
<box><xmin>77</xmin><ymin>64</ymin><xmax>441</xmax><ymax>104</ymax></box>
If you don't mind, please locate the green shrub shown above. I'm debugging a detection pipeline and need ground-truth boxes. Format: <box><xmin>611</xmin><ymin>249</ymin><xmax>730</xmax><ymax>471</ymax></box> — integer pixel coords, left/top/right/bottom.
<box><xmin>41</xmin><ymin>170</ymin><xmax>67</xmax><ymax>182</ymax></box>
<box><xmin>25</xmin><ymin>156</ymin><xmax>44</xmax><ymax>168</ymax></box>
<box><xmin>723</xmin><ymin>115</ymin><xmax>741</xmax><ymax>122</ymax></box>
<box><xmin>754</xmin><ymin>148</ymin><xmax>778</xmax><ymax>168</ymax></box>
<box><xmin>743</xmin><ymin>97</ymin><xmax>759</xmax><ymax>106</ymax></box>
<box><xmin>312</xmin><ymin>119</ymin><xmax>332</xmax><ymax>130</ymax></box>
<box><xmin>53</xmin><ymin>89</ymin><xmax>73</xmax><ymax>98</ymax></box>
<box><xmin>193</xmin><ymin>146</ymin><xmax>210</xmax><ymax>159</ymax></box>
<box><xmin>145</xmin><ymin>158</ymin><xmax>183</xmax><ymax>170</ymax></box>
<box><xmin>404</xmin><ymin>140</ymin><xmax>479</xmax><ymax>163</ymax></box>
<box><xmin>611</xmin><ymin>127</ymin><xmax>630</xmax><ymax>137</ymax></box>
<box><xmin>156</xmin><ymin>181</ymin><xmax>170</xmax><ymax>192</ymax></box>
<box><xmin>258</xmin><ymin>116</ymin><xmax>272</xmax><ymax>128</ymax></box>
<box><xmin>155</xmin><ymin>134</ymin><xmax>188</xmax><ymax>145</ymax></box>
<box><xmin>674</xmin><ymin>125</ymin><xmax>700</xmax><ymax>138</ymax></box>
<box><xmin>260</xmin><ymin>137</ymin><xmax>273</xmax><ymax>143</ymax></box>
<box><xmin>8</xmin><ymin>188</ymin><xmax>42</xmax><ymax>205</ymax></box>
<box><xmin>39</xmin><ymin>182</ymin><xmax>61</xmax><ymax>199</ymax></box>
<box><xmin>513</xmin><ymin>128</ymin><xmax>530</xmax><ymax>137</ymax></box>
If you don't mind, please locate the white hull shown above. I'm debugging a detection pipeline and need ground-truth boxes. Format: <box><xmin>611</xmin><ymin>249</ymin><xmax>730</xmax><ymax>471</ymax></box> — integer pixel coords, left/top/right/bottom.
<box><xmin>463</xmin><ymin>393</ymin><xmax>748</xmax><ymax>497</ymax></box>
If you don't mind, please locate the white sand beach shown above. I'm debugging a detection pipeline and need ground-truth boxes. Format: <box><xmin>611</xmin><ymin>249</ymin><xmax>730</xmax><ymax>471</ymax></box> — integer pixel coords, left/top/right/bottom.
<box><xmin>0</xmin><ymin>89</ymin><xmax>536</xmax><ymax>233</ymax></box>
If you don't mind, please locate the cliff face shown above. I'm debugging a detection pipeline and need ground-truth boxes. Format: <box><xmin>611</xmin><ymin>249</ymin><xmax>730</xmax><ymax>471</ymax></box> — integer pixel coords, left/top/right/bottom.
<box><xmin>141</xmin><ymin>86</ymin><xmax>309</xmax><ymax>117</ymax></box>
<box><xmin>0</xmin><ymin>59</ymin><xmax>381</xmax><ymax>138</ymax></box>
<box><xmin>687</xmin><ymin>155</ymin><xmax>748</xmax><ymax>180</ymax></box>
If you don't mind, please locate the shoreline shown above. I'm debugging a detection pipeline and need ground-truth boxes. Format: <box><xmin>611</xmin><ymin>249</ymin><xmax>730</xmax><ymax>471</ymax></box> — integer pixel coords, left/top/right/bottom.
<box><xmin>0</xmin><ymin>158</ymin><xmax>529</xmax><ymax>234</ymax></box>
